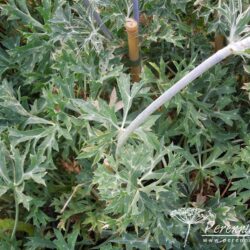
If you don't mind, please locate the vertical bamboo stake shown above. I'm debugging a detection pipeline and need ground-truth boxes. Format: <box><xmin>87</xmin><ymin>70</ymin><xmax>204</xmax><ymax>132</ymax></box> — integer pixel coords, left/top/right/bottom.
<box><xmin>125</xmin><ymin>18</ymin><xmax>141</xmax><ymax>82</ymax></box>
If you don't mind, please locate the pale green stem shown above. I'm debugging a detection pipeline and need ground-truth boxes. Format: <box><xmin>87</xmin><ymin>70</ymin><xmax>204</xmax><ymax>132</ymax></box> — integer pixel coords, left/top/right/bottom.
<box><xmin>184</xmin><ymin>223</ymin><xmax>191</xmax><ymax>247</ymax></box>
<box><xmin>11</xmin><ymin>190</ymin><xmax>19</xmax><ymax>241</ymax></box>
<box><xmin>60</xmin><ymin>184</ymin><xmax>84</xmax><ymax>213</ymax></box>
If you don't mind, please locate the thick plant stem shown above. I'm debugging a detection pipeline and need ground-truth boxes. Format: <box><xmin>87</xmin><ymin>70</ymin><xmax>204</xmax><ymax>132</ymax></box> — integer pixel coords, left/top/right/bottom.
<box><xmin>83</xmin><ymin>0</ymin><xmax>113</xmax><ymax>40</ymax></box>
<box><xmin>117</xmin><ymin>37</ymin><xmax>250</xmax><ymax>150</ymax></box>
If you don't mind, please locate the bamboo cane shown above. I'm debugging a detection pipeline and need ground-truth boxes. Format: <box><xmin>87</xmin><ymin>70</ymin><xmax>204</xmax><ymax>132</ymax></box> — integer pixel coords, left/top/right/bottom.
<box><xmin>125</xmin><ymin>18</ymin><xmax>141</xmax><ymax>82</ymax></box>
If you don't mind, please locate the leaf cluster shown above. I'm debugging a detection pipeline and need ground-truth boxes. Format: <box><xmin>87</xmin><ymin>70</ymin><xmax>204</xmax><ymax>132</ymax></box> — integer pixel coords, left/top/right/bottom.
<box><xmin>0</xmin><ymin>0</ymin><xmax>249</xmax><ymax>249</ymax></box>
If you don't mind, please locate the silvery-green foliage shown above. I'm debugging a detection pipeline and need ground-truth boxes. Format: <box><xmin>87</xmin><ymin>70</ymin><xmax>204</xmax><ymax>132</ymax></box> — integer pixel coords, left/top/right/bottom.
<box><xmin>0</xmin><ymin>140</ymin><xmax>47</xmax><ymax>210</ymax></box>
<box><xmin>0</xmin><ymin>0</ymin><xmax>249</xmax><ymax>249</ymax></box>
<box><xmin>218</xmin><ymin>0</ymin><xmax>250</xmax><ymax>42</ymax></box>
<box><xmin>94</xmin><ymin>143</ymin><xmax>184</xmax><ymax>247</ymax></box>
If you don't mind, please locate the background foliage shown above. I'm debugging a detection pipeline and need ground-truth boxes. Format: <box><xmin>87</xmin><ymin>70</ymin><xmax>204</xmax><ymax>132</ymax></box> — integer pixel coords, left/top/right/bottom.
<box><xmin>0</xmin><ymin>0</ymin><xmax>249</xmax><ymax>249</ymax></box>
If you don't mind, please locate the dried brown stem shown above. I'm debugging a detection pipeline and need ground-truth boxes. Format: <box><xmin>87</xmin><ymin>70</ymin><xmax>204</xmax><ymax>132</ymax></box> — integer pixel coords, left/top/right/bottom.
<box><xmin>221</xmin><ymin>179</ymin><xmax>232</xmax><ymax>197</ymax></box>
